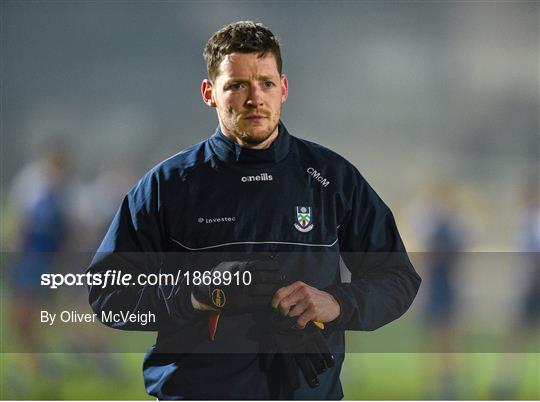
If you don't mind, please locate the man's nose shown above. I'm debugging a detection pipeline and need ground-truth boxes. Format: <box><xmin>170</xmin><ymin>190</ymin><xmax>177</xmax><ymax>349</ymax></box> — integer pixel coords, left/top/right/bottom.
<box><xmin>246</xmin><ymin>84</ymin><xmax>264</xmax><ymax>107</ymax></box>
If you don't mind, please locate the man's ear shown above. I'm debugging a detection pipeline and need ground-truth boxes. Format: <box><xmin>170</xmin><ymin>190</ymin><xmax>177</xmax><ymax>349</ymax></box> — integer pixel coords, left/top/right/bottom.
<box><xmin>280</xmin><ymin>74</ymin><xmax>289</xmax><ymax>104</ymax></box>
<box><xmin>201</xmin><ymin>79</ymin><xmax>217</xmax><ymax>108</ymax></box>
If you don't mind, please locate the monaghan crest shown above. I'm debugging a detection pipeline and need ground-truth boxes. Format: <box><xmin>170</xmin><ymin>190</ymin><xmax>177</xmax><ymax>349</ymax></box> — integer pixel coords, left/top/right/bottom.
<box><xmin>294</xmin><ymin>206</ymin><xmax>314</xmax><ymax>233</ymax></box>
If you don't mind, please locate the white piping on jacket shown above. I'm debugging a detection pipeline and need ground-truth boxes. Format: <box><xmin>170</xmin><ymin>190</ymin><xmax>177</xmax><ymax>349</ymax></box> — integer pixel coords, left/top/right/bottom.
<box><xmin>169</xmin><ymin>237</ymin><xmax>338</xmax><ymax>251</ymax></box>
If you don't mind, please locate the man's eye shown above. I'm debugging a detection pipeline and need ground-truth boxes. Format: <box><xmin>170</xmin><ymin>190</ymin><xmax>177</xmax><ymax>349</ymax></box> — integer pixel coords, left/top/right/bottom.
<box><xmin>263</xmin><ymin>81</ymin><xmax>275</xmax><ymax>88</ymax></box>
<box><xmin>228</xmin><ymin>83</ymin><xmax>244</xmax><ymax>90</ymax></box>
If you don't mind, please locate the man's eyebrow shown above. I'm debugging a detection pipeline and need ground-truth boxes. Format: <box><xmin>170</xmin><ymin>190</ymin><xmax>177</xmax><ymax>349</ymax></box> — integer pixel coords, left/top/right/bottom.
<box><xmin>223</xmin><ymin>78</ymin><xmax>248</xmax><ymax>85</ymax></box>
<box><xmin>257</xmin><ymin>75</ymin><xmax>276</xmax><ymax>81</ymax></box>
<box><xmin>224</xmin><ymin>75</ymin><xmax>277</xmax><ymax>85</ymax></box>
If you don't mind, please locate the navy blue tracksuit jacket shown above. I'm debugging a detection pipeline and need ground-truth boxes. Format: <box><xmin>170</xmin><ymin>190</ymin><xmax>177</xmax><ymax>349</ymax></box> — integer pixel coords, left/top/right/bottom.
<box><xmin>87</xmin><ymin>122</ymin><xmax>421</xmax><ymax>399</ymax></box>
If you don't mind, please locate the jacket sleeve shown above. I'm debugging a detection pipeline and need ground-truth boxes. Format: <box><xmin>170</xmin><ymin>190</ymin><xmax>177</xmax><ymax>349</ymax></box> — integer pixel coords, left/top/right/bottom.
<box><xmin>325</xmin><ymin>170</ymin><xmax>421</xmax><ymax>331</ymax></box>
<box><xmin>86</xmin><ymin>169</ymin><xmax>203</xmax><ymax>331</ymax></box>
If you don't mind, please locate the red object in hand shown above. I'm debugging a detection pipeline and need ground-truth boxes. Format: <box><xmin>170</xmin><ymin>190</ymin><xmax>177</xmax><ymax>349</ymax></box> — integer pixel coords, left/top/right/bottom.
<box><xmin>208</xmin><ymin>313</ymin><xmax>220</xmax><ymax>341</ymax></box>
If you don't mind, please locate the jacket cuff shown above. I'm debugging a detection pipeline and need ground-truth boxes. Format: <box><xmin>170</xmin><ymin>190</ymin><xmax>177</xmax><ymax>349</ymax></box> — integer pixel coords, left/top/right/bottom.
<box><xmin>323</xmin><ymin>284</ymin><xmax>356</xmax><ymax>330</ymax></box>
<box><xmin>159</xmin><ymin>279</ymin><xmax>207</xmax><ymax>323</ymax></box>
<box><xmin>176</xmin><ymin>282</ymin><xmax>206</xmax><ymax>321</ymax></box>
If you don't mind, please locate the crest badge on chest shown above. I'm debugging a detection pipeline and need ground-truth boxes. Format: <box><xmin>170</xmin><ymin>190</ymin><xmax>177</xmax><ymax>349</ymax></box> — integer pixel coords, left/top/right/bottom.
<box><xmin>294</xmin><ymin>206</ymin><xmax>314</xmax><ymax>233</ymax></box>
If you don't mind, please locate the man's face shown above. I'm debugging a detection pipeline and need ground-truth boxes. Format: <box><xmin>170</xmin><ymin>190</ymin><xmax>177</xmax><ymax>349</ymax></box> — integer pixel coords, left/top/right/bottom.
<box><xmin>202</xmin><ymin>52</ymin><xmax>288</xmax><ymax>147</ymax></box>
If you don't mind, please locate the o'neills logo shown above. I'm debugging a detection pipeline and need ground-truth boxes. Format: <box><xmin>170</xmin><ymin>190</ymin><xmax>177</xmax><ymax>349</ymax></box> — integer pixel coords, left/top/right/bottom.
<box><xmin>241</xmin><ymin>173</ymin><xmax>273</xmax><ymax>183</ymax></box>
<box><xmin>307</xmin><ymin>167</ymin><xmax>330</xmax><ymax>187</ymax></box>
<box><xmin>212</xmin><ymin>289</ymin><xmax>226</xmax><ymax>308</ymax></box>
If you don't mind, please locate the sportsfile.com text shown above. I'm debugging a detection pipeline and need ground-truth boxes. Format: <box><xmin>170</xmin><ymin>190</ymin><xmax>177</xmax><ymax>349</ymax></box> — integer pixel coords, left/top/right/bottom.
<box><xmin>40</xmin><ymin>269</ymin><xmax>252</xmax><ymax>289</ymax></box>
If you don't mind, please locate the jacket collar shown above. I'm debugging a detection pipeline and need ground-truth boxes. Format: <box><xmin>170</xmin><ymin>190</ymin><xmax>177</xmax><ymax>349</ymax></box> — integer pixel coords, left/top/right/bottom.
<box><xmin>209</xmin><ymin>121</ymin><xmax>291</xmax><ymax>164</ymax></box>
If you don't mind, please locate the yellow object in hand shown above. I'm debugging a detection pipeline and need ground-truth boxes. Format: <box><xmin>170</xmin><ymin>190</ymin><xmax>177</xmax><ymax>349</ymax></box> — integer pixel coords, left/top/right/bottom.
<box><xmin>313</xmin><ymin>320</ymin><xmax>324</xmax><ymax>330</ymax></box>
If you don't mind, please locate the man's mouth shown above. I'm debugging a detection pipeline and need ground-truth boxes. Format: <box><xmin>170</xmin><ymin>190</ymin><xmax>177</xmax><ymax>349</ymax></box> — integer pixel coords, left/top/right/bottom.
<box><xmin>244</xmin><ymin>114</ymin><xmax>268</xmax><ymax>121</ymax></box>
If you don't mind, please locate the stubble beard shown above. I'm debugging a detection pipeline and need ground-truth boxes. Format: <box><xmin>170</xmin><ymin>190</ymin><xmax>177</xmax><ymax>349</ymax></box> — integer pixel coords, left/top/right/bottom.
<box><xmin>234</xmin><ymin>121</ymin><xmax>279</xmax><ymax>146</ymax></box>
<box><xmin>223</xmin><ymin>108</ymin><xmax>281</xmax><ymax>147</ymax></box>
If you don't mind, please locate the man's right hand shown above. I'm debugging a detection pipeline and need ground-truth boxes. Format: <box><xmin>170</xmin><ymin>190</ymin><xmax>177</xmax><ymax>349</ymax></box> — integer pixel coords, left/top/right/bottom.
<box><xmin>192</xmin><ymin>260</ymin><xmax>283</xmax><ymax>313</ymax></box>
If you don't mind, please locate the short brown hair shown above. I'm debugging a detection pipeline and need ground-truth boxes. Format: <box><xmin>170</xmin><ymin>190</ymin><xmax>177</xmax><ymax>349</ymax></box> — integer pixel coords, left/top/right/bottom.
<box><xmin>203</xmin><ymin>21</ymin><xmax>282</xmax><ymax>81</ymax></box>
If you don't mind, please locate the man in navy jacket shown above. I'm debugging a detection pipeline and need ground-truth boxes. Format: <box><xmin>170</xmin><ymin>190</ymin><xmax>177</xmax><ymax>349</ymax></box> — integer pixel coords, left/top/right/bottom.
<box><xmin>87</xmin><ymin>21</ymin><xmax>421</xmax><ymax>399</ymax></box>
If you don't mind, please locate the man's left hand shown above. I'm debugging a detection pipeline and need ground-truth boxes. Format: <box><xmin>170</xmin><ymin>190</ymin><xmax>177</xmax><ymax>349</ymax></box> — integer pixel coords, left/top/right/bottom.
<box><xmin>271</xmin><ymin>281</ymin><xmax>340</xmax><ymax>328</ymax></box>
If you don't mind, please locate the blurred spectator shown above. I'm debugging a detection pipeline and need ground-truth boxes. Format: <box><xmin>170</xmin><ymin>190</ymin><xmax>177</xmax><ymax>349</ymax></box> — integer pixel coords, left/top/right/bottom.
<box><xmin>8</xmin><ymin>146</ymin><xmax>71</xmax><ymax>291</ymax></box>
<box><xmin>3</xmin><ymin>143</ymin><xmax>130</xmax><ymax>399</ymax></box>
<box><xmin>408</xmin><ymin>181</ymin><xmax>470</xmax><ymax>399</ymax></box>
<box><xmin>516</xmin><ymin>183</ymin><xmax>540</xmax><ymax>330</ymax></box>
<box><xmin>490</xmin><ymin>183</ymin><xmax>539</xmax><ymax>399</ymax></box>
<box><xmin>73</xmin><ymin>163</ymin><xmax>135</xmax><ymax>250</ymax></box>
<box><xmin>4</xmin><ymin>145</ymin><xmax>71</xmax><ymax>398</ymax></box>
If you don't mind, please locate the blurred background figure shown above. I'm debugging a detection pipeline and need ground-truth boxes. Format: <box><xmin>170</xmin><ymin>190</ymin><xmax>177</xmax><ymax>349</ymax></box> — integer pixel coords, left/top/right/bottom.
<box><xmin>7</xmin><ymin>143</ymin><xmax>71</xmax><ymax>253</ymax></box>
<box><xmin>515</xmin><ymin>183</ymin><xmax>540</xmax><ymax>330</ymax></box>
<box><xmin>4</xmin><ymin>142</ymin><xmax>72</xmax><ymax>396</ymax></box>
<box><xmin>408</xmin><ymin>181</ymin><xmax>471</xmax><ymax>399</ymax></box>
<box><xmin>73</xmin><ymin>162</ymin><xmax>135</xmax><ymax>251</ymax></box>
<box><xmin>3</xmin><ymin>143</ymin><xmax>134</xmax><ymax>398</ymax></box>
<box><xmin>61</xmin><ymin>162</ymin><xmax>135</xmax><ymax>379</ymax></box>
<box><xmin>489</xmin><ymin>182</ymin><xmax>540</xmax><ymax>399</ymax></box>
